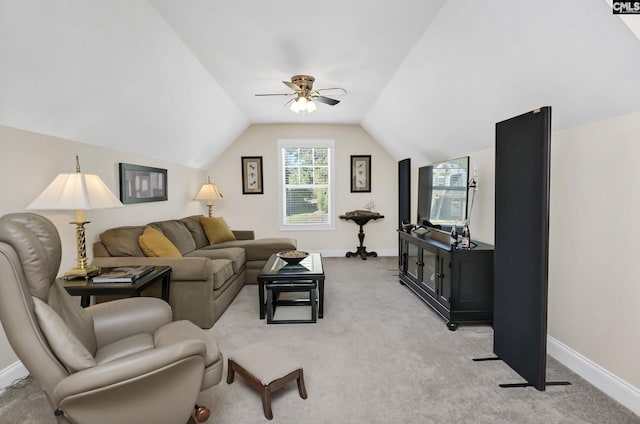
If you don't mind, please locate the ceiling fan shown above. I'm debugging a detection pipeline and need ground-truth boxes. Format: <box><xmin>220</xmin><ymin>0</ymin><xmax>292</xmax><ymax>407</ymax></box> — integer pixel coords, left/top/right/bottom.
<box><xmin>255</xmin><ymin>75</ymin><xmax>347</xmax><ymax>113</ymax></box>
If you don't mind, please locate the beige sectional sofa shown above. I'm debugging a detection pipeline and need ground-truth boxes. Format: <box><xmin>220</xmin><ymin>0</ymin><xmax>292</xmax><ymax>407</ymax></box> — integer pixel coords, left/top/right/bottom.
<box><xmin>91</xmin><ymin>215</ymin><xmax>296</xmax><ymax>328</ymax></box>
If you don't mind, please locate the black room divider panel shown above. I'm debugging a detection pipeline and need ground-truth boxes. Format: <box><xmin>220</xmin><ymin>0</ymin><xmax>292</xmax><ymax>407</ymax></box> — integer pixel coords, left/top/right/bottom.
<box><xmin>398</xmin><ymin>158</ymin><xmax>411</xmax><ymax>230</ymax></box>
<box><xmin>494</xmin><ymin>107</ymin><xmax>552</xmax><ymax>390</ymax></box>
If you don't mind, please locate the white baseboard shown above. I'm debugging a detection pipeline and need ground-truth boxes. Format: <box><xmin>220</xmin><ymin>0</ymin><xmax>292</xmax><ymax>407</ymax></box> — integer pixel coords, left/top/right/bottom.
<box><xmin>548</xmin><ymin>336</ymin><xmax>640</xmax><ymax>417</ymax></box>
<box><xmin>0</xmin><ymin>360</ymin><xmax>28</xmax><ymax>394</ymax></box>
<box><xmin>317</xmin><ymin>249</ymin><xmax>397</xmax><ymax>258</ymax></box>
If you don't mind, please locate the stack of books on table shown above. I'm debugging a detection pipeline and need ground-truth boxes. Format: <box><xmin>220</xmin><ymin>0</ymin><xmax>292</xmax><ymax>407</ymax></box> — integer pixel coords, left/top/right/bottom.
<box><xmin>92</xmin><ymin>266</ymin><xmax>154</xmax><ymax>283</ymax></box>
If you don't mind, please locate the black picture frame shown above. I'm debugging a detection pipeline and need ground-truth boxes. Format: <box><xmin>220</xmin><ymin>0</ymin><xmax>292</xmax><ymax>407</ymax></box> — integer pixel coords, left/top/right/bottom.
<box><xmin>350</xmin><ymin>155</ymin><xmax>371</xmax><ymax>193</ymax></box>
<box><xmin>241</xmin><ymin>156</ymin><xmax>263</xmax><ymax>194</ymax></box>
<box><xmin>119</xmin><ymin>163</ymin><xmax>168</xmax><ymax>204</ymax></box>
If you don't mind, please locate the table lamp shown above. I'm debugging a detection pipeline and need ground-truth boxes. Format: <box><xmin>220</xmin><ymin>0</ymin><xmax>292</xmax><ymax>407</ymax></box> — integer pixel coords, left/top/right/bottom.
<box><xmin>27</xmin><ymin>155</ymin><xmax>124</xmax><ymax>279</ymax></box>
<box><xmin>194</xmin><ymin>176</ymin><xmax>223</xmax><ymax>217</ymax></box>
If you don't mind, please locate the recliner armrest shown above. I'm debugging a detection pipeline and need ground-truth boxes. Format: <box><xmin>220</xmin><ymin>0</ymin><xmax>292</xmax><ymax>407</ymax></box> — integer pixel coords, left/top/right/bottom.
<box><xmin>52</xmin><ymin>340</ymin><xmax>207</xmax><ymax>421</ymax></box>
<box><xmin>87</xmin><ymin>297</ymin><xmax>172</xmax><ymax>348</ymax></box>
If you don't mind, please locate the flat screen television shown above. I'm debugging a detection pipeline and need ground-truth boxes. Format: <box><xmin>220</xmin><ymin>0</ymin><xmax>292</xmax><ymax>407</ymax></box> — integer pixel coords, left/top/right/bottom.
<box><xmin>417</xmin><ymin>156</ymin><xmax>469</xmax><ymax>230</ymax></box>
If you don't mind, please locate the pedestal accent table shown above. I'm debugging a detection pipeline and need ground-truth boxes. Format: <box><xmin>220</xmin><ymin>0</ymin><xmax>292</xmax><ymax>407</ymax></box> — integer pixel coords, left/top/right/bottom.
<box><xmin>339</xmin><ymin>211</ymin><xmax>384</xmax><ymax>260</ymax></box>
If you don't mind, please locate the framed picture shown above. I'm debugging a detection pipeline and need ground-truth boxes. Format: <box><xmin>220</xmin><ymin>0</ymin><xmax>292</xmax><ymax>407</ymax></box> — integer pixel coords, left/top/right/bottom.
<box><xmin>119</xmin><ymin>163</ymin><xmax>168</xmax><ymax>204</ymax></box>
<box><xmin>241</xmin><ymin>156</ymin><xmax>263</xmax><ymax>194</ymax></box>
<box><xmin>350</xmin><ymin>155</ymin><xmax>371</xmax><ymax>193</ymax></box>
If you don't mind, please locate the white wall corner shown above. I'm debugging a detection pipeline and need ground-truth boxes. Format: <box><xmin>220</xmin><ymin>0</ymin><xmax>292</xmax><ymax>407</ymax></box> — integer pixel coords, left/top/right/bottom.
<box><xmin>0</xmin><ymin>360</ymin><xmax>28</xmax><ymax>394</ymax></box>
<box><xmin>548</xmin><ymin>336</ymin><xmax>640</xmax><ymax>417</ymax></box>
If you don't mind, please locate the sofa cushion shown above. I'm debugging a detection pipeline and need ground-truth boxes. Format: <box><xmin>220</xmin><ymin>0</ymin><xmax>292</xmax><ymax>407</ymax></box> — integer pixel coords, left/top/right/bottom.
<box><xmin>100</xmin><ymin>226</ymin><xmax>145</xmax><ymax>257</ymax></box>
<box><xmin>149</xmin><ymin>220</ymin><xmax>196</xmax><ymax>255</ymax></box>
<box><xmin>180</xmin><ymin>215</ymin><xmax>210</xmax><ymax>249</ymax></box>
<box><xmin>213</xmin><ymin>238</ymin><xmax>297</xmax><ymax>261</ymax></box>
<box><xmin>139</xmin><ymin>226</ymin><xmax>182</xmax><ymax>258</ymax></box>
<box><xmin>208</xmin><ymin>259</ymin><xmax>234</xmax><ymax>291</ymax></box>
<box><xmin>200</xmin><ymin>216</ymin><xmax>236</xmax><ymax>244</ymax></box>
<box><xmin>186</xmin><ymin>247</ymin><xmax>246</xmax><ymax>273</ymax></box>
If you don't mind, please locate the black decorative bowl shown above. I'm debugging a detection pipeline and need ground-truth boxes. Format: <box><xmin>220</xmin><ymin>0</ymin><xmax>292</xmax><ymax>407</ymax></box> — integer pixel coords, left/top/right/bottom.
<box><xmin>276</xmin><ymin>250</ymin><xmax>309</xmax><ymax>265</ymax></box>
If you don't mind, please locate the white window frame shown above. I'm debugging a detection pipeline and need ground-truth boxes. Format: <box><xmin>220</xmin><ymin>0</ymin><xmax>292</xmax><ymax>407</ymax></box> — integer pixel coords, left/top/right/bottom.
<box><xmin>277</xmin><ymin>139</ymin><xmax>335</xmax><ymax>231</ymax></box>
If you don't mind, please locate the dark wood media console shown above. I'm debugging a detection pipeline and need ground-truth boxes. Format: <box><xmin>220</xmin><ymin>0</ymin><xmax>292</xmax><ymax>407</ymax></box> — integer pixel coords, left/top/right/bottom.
<box><xmin>398</xmin><ymin>230</ymin><xmax>494</xmax><ymax>330</ymax></box>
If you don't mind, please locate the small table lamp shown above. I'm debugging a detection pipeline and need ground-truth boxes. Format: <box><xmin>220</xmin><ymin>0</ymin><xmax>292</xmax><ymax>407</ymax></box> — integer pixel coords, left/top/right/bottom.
<box><xmin>27</xmin><ymin>155</ymin><xmax>123</xmax><ymax>279</ymax></box>
<box><xmin>194</xmin><ymin>176</ymin><xmax>223</xmax><ymax>217</ymax></box>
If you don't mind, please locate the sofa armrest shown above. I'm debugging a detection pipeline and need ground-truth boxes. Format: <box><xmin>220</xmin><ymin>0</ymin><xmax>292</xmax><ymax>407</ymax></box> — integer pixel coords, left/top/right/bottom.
<box><xmin>91</xmin><ymin>256</ymin><xmax>214</xmax><ymax>281</ymax></box>
<box><xmin>93</xmin><ymin>241</ymin><xmax>110</xmax><ymax>257</ymax></box>
<box><xmin>232</xmin><ymin>230</ymin><xmax>254</xmax><ymax>240</ymax></box>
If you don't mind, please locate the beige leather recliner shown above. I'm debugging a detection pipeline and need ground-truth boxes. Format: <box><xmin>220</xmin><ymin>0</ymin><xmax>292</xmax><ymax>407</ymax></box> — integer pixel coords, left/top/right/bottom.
<box><xmin>0</xmin><ymin>213</ymin><xmax>223</xmax><ymax>424</ymax></box>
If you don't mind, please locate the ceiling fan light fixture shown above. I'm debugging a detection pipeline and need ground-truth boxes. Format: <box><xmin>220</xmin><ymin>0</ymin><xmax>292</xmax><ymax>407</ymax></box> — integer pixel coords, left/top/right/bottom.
<box><xmin>256</xmin><ymin>75</ymin><xmax>345</xmax><ymax>114</ymax></box>
<box><xmin>306</xmin><ymin>100</ymin><xmax>317</xmax><ymax>113</ymax></box>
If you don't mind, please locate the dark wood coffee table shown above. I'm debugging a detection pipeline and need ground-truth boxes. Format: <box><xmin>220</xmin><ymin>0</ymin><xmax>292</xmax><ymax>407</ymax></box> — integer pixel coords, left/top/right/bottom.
<box><xmin>257</xmin><ymin>253</ymin><xmax>325</xmax><ymax>320</ymax></box>
<box><xmin>61</xmin><ymin>266</ymin><xmax>172</xmax><ymax>307</ymax></box>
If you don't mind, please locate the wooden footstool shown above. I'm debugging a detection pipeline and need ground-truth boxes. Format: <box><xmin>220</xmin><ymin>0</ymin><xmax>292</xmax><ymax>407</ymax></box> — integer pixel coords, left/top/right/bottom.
<box><xmin>226</xmin><ymin>341</ymin><xmax>307</xmax><ymax>420</ymax></box>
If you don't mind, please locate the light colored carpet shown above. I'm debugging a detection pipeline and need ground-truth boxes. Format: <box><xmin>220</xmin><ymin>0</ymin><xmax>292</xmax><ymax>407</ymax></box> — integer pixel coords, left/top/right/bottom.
<box><xmin>1</xmin><ymin>257</ymin><xmax>638</xmax><ymax>424</ymax></box>
<box><xmin>207</xmin><ymin>257</ymin><xmax>639</xmax><ymax>424</ymax></box>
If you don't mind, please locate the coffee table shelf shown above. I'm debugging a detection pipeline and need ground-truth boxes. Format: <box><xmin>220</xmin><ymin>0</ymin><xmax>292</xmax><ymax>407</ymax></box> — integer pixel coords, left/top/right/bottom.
<box><xmin>257</xmin><ymin>253</ymin><xmax>325</xmax><ymax>321</ymax></box>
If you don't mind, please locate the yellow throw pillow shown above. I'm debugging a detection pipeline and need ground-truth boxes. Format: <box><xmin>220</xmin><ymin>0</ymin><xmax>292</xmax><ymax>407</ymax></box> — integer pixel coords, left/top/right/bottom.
<box><xmin>139</xmin><ymin>226</ymin><xmax>182</xmax><ymax>257</ymax></box>
<box><xmin>199</xmin><ymin>216</ymin><xmax>236</xmax><ymax>245</ymax></box>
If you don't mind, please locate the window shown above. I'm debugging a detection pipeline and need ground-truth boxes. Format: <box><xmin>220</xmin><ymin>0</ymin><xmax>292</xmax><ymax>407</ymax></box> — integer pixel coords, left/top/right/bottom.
<box><xmin>278</xmin><ymin>139</ymin><xmax>334</xmax><ymax>230</ymax></box>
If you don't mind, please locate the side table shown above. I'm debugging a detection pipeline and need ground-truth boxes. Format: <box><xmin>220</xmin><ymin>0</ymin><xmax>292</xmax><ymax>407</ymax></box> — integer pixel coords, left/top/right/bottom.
<box><xmin>339</xmin><ymin>212</ymin><xmax>384</xmax><ymax>260</ymax></box>
<box><xmin>61</xmin><ymin>265</ymin><xmax>172</xmax><ymax>307</ymax></box>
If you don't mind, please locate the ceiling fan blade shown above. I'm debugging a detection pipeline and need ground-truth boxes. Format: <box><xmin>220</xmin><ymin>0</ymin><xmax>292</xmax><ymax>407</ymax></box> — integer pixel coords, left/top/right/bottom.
<box><xmin>284</xmin><ymin>98</ymin><xmax>295</xmax><ymax>108</ymax></box>
<box><xmin>314</xmin><ymin>96</ymin><xmax>340</xmax><ymax>106</ymax></box>
<box><xmin>315</xmin><ymin>88</ymin><xmax>347</xmax><ymax>96</ymax></box>
<box><xmin>255</xmin><ymin>93</ymin><xmax>292</xmax><ymax>97</ymax></box>
<box><xmin>282</xmin><ymin>81</ymin><xmax>302</xmax><ymax>91</ymax></box>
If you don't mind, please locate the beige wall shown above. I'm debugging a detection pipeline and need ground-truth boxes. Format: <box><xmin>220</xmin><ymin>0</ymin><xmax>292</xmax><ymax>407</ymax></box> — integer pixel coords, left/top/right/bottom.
<box><xmin>206</xmin><ymin>124</ymin><xmax>398</xmax><ymax>256</ymax></box>
<box><xmin>548</xmin><ymin>111</ymin><xmax>640</xmax><ymax>389</ymax></box>
<box><xmin>0</xmin><ymin>125</ymin><xmax>207</xmax><ymax>376</ymax></box>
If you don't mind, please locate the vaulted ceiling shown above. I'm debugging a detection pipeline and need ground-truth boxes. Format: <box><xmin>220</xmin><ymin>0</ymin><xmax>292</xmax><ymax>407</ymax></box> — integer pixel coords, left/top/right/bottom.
<box><xmin>1</xmin><ymin>0</ymin><xmax>639</xmax><ymax>169</ymax></box>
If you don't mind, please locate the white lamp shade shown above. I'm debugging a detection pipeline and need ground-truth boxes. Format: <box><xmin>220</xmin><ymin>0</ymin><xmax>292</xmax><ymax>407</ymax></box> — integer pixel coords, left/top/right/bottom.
<box><xmin>27</xmin><ymin>173</ymin><xmax>123</xmax><ymax>211</ymax></box>
<box><xmin>194</xmin><ymin>182</ymin><xmax>223</xmax><ymax>201</ymax></box>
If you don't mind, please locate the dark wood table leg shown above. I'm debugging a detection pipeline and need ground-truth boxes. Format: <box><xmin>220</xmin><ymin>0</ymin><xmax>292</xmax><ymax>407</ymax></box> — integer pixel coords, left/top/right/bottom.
<box><xmin>258</xmin><ymin>279</ymin><xmax>266</xmax><ymax>319</ymax></box>
<box><xmin>80</xmin><ymin>296</ymin><xmax>90</xmax><ymax>308</ymax></box>
<box><xmin>160</xmin><ymin>270</ymin><xmax>171</xmax><ymax>303</ymax></box>
<box><xmin>345</xmin><ymin>223</ymin><xmax>378</xmax><ymax>260</ymax></box>
<box><xmin>318</xmin><ymin>278</ymin><xmax>324</xmax><ymax>318</ymax></box>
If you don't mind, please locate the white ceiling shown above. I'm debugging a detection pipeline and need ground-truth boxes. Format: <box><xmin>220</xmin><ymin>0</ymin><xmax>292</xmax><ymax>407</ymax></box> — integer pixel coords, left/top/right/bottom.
<box><xmin>1</xmin><ymin>0</ymin><xmax>640</xmax><ymax>169</ymax></box>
